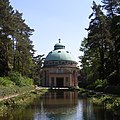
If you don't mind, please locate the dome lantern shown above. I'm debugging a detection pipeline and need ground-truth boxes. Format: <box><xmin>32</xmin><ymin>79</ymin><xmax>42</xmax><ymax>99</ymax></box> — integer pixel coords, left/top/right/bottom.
<box><xmin>54</xmin><ymin>39</ymin><xmax>65</xmax><ymax>50</ymax></box>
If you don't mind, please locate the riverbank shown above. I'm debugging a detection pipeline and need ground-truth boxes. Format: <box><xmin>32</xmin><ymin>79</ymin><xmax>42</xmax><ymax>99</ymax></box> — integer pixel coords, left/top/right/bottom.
<box><xmin>0</xmin><ymin>85</ymin><xmax>35</xmax><ymax>101</ymax></box>
<box><xmin>0</xmin><ymin>86</ymin><xmax>47</xmax><ymax>116</ymax></box>
<box><xmin>78</xmin><ymin>88</ymin><xmax>120</xmax><ymax>118</ymax></box>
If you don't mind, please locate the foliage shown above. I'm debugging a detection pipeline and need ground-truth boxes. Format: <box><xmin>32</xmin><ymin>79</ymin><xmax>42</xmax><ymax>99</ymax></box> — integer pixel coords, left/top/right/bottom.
<box><xmin>91</xmin><ymin>95</ymin><xmax>120</xmax><ymax>116</ymax></box>
<box><xmin>94</xmin><ymin>79</ymin><xmax>108</xmax><ymax>89</ymax></box>
<box><xmin>0</xmin><ymin>0</ymin><xmax>35</xmax><ymax>77</ymax></box>
<box><xmin>0</xmin><ymin>0</ymin><xmax>44</xmax><ymax>85</ymax></box>
<box><xmin>8</xmin><ymin>71</ymin><xmax>33</xmax><ymax>87</ymax></box>
<box><xmin>79</xmin><ymin>0</ymin><xmax>120</xmax><ymax>88</ymax></box>
<box><xmin>0</xmin><ymin>77</ymin><xmax>14</xmax><ymax>87</ymax></box>
<box><xmin>8</xmin><ymin>72</ymin><xmax>24</xmax><ymax>86</ymax></box>
<box><xmin>32</xmin><ymin>54</ymin><xmax>45</xmax><ymax>86</ymax></box>
<box><xmin>23</xmin><ymin>77</ymin><xmax>34</xmax><ymax>86</ymax></box>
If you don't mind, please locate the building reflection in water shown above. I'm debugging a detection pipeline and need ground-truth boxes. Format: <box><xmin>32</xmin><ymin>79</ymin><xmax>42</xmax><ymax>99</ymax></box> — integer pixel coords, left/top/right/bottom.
<box><xmin>42</xmin><ymin>91</ymin><xmax>78</xmax><ymax>107</ymax></box>
<box><xmin>36</xmin><ymin>91</ymin><xmax>113</xmax><ymax>120</ymax></box>
<box><xmin>36</xmin><ymin>91</ymin><xmax>79</xmax><ymax>120</ymax></box>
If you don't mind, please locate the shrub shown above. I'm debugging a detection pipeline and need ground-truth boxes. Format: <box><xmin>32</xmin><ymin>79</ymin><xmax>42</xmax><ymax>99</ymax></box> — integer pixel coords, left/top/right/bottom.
<box><xmin>94</xmin><ymin>79</ymin><xmax>108</xmax><ymax>91</ymax></box>
<box><xmin>95</xmin><ymin>79</ymin><xmax>107</xmax><ymax>87</ymax></box>
<box><xmin>0</xmin><ymin>77</ymin><xmax>14</xmax><ymax>87</ymax></box>
<box><xmin>23</xmin><ymin>77</ymin><xmax>33</xmax><ymax>86</ymax></box>
<box><xmin>9</xmin><ymin>72</ymin><xmax>25</xmax><ymax>87</ymax></box>
<box><xmin>94</xmin><ymin>79</ymin><xmax>108</xmax><ymax>86</ymax></box>
<box><xmin>8</xmin><ymin>72</ymin><xmax>25</xmax><ymax>87</ymax></box>
<box><xmin>8</xmin><ymin>71</ymin><xmax>34</xmax><ymax>87</ymax></box>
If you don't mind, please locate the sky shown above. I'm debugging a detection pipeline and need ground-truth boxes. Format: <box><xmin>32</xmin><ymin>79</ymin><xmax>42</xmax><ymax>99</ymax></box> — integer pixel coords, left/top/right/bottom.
<box><xmin>10</xmin><ymin>0</ymin><xmax>102</xmax><ymax>63</ymax></box>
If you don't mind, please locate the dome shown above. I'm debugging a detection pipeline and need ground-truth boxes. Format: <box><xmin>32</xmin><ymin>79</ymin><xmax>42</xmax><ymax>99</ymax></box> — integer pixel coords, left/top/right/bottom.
<box><xmin>45</xmin><ymin>40</ymin><xmax>77</xmax><ymax>63</ymax></box>
<box><xmin>45</xmin><ymin>49</ymin><xmax>75</xmax><ymax>61</ymax></box>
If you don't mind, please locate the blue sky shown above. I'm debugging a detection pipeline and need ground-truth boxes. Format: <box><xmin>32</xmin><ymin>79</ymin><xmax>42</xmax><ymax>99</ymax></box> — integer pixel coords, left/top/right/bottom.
<box><xmin>10</xmin><ymin>0</ymin><xmax>101</xmax><ymax>63</ymax></box>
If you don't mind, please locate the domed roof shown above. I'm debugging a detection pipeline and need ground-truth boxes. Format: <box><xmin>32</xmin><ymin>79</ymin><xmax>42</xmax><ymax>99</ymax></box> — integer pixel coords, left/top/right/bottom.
<box><xmin>45</xmin><ymin>49</ymin><xmax>75</xmax><ymax>61</ymax></box>
<box><xmin>45</xmin><ymin>40</ymin><xmax>76</xmax><ymax>62</ymax></box>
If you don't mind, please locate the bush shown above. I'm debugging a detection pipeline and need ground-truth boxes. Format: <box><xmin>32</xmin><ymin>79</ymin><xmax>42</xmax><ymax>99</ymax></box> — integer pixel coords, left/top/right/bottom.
<box><xmin>23</xmin><ymin>77</ymin><xmax>33</xmax><ymax>86</ymax></box>
<box><xmin>8</xmin><ymin>72</ymin><xmax>33</xmax><ymax>87</ymax></box>
<box><xmin>8</xmin><ymin>72</ymin><xmax>25</xmax><ymax>87</ymax></box>
<box><xmin>94</xmin><ymin>79</ymin><xmax>108</xmax><ymax>91</ymax></box>
<box><xmin>0</xmin><ymin>77</ymin><xmax>14</xmax><ymax>87</ymax></box>
<box><xmin>94</xmin><ymin>79</ymin><xmax>108</xmax><ymax>87</ymax></box>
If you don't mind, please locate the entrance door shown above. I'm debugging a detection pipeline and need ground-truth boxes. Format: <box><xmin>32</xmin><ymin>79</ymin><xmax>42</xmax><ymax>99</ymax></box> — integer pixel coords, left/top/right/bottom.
<box><xmin>56</xmin><ymin>77</ymin><xmax>64</xmax><ymax>87</ymax></box>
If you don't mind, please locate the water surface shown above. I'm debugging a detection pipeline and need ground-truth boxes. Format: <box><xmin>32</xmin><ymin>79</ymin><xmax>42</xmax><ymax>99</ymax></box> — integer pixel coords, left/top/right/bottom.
<box><xmin>0</xmin><ymin>91</ymin><xmax>114</xmax><ymax>120</ymax></box>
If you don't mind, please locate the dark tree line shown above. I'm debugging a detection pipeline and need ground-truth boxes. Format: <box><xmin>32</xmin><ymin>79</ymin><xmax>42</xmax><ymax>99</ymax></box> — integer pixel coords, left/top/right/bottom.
<box><xmin>0</xmin><ymin>0</ymin><xmax>44</xmax><ymax>85</ymax></box>
<box><xmin>80</xmin><ymin>0</ymin><xmax>120</xmax><ymax>88</ymax></box>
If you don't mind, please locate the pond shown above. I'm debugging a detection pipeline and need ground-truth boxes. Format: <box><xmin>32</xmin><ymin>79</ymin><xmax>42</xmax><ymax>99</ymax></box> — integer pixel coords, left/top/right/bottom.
<box><xmin>0</xmin><ymin>91</ymin><xmax>114</xmax><ymax>120</ymax></box>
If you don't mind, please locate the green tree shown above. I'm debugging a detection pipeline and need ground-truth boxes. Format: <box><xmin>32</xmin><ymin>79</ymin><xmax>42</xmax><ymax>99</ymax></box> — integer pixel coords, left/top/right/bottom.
<box><xmin>80</xmin><ymin>1</ymin><xmax>110</xmax><ymax>81</ymax></box>
<box><xmin>102</xmin><ymin>0</ymin><xmax>120</xmax><ymax>84</ymax></box>
<box><xmin>32</xmin><ymin>54</ymin><xmax>45</xmax><ymax>86</ymax></box>
<box><xmin>0</xmin><ymin>0</ymin><xmax>14</xmax><ymax>76</ymax></box>
<box><xmin>0</xmin><ymin>0</ymin><xmax>35</xmax><ymax>77</ymax></box>
<box><xmin>80</xmin><ymin>0</ymin><xmax>120</xmax><ymax>87</ymax></box>
<box><xmin>12</xmin><ymin>10</ymin><xmax>34</xmax><ymax>76</ymax></box>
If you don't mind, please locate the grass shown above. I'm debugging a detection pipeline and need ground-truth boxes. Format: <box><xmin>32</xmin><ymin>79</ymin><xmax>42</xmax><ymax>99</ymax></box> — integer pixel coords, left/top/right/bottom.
<box><xmin>0</xmin><ymin>87</ymin><xmax>47</xmax><ymax>116</ymax></box>
<box><xmin>0</xmin><ymin>85</ymin><xmax>35</xmax><ymax>99</ymax></box>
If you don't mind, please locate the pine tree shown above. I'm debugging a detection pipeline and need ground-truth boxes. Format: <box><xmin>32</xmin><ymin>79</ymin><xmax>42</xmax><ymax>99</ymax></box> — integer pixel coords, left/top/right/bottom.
<box><xmin>32</xmin><ymin>54</ymin><xmax>45</xmax><ymax>85</ymax></box>
<box><xmin>102</xmin><ymin>0</ymin><xmax>120</xmax><ymax>84</ymax></box>
<box><xmin>0</xmin><ymin>0</ymin><xmax>35</xmax><ymax>77</ymax></box>
<box><xmin>0</xmin><ymin>0</ymin><xmax>14</xmax><ymax>76</ymax></box>
<box><xmin>80</xmin><ymin>1</ymin><xmax>111</xmax><ymax>81</ymax></box>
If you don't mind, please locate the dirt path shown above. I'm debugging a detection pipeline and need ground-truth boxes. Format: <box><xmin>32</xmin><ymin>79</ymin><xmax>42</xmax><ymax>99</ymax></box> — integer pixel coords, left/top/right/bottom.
<box><xmin>0</xmin><ymin>87</ymin><xmax>47</xmax><ymax>102</ymax></box>
<box><xmin>0</xmin><ymin>94</ymin><xmax>19</xmax><ymax>102</ymax></box>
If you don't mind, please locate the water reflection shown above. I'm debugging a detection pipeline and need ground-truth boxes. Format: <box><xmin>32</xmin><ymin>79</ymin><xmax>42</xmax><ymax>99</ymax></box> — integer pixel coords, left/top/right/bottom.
<box><xmin>36</xmin><ymin>91</ymin><xmax>78</xmax><ymax>120</ymax></box>
<box><xmin>0</xmin><ymin>91</ymin><xmax>114</xmax><ymax>120</ymax></box>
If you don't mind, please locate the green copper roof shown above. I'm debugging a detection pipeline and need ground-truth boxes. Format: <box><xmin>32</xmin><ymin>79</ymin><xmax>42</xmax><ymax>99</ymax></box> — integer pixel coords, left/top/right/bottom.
<box><xmin>45</xmin><ymin>49</ymin><xmax>75</xmax><ymax>61</ymax></box>
<box><xmin>45</xmin><ymin>41</ymin><xmax>76</xmax><ymax>62</ymax></box>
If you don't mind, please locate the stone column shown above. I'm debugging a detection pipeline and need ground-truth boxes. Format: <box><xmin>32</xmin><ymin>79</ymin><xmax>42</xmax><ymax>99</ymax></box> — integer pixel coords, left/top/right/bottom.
<box><xmin>69</xmin><ymin>74</ymin><xmax>72</xmax><ymax>87</ymax></box>
<box><xmin>63</xmin><ymin>77</ymin><xmax>65</xmax><ymax>87</ymax></box>
<box><xmin>54</xmin><ymin>77</ymin><xmax>56</xmax><ymax>87</ymax></box>
<box><xmin>49</xmin><ymin>77</ymin><xmax>51</xmax><ymax>87</ymax></box>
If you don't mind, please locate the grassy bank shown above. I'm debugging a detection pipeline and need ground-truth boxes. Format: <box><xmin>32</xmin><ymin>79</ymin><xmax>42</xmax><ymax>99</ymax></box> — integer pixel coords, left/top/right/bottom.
<box><xmin>91</xmin><ymin>95</ymin><xmax>120</xmax><ymax>116</ymax></box>
<box><xmin>0</xmin><ymin>71</ymin><xmax>48</xmax><ymax>116</ymax></box>
<box><xmin>78</xmin><ymin>88</ymin><xmax>120</xmax><ymax>117</ymax></box>
<box><xmin>0</xmin><ymin>85</ymin><xmax>34</xmax><ymax>100</ymax></box>
<box><xmin>0</xmin><ymin>87</ymin><xmax>47</xmax><ymax>116</ymax></box>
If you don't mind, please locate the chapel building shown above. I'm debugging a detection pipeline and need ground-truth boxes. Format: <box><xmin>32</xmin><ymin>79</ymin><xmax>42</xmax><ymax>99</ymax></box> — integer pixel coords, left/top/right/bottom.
<box><xmin>42</xmin><ymin>40</ymin><xmax>78</xmax><ymax>88</ymax></box>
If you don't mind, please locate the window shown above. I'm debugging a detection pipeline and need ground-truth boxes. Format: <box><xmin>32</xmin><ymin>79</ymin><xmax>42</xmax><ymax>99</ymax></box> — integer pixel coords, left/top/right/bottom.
<box><xmin>66</xmin><ymin>51</ymin><xmax>69</xmax><ymax>53</ymax></box>
<box><xmin>58</xmin><ymin>51</ymin><xmax>61</xmax><ymax>53</ymax></box>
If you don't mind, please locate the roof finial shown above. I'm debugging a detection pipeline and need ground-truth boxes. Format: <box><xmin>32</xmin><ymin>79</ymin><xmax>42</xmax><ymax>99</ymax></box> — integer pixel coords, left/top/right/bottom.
<box><xmin>58</xmin><ymin>38</ymin><xmax>61</xmax><ymax>43</ymax></box>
